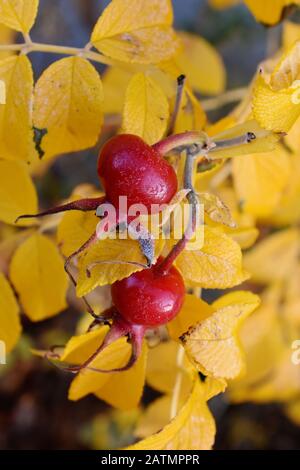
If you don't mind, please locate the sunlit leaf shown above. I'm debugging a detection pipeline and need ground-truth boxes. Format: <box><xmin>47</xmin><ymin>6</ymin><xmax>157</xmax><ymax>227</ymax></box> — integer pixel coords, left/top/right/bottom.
<box><xmin>77</xmin><ymin>237</ymin><xmax>164</xmax><ymax>297</ymax></box>
<box><xmin>175</xmin><ymin>32</ymin><xmax>226</xmax><ymax>95</ymax></box>
<box><xmin>0</xmin><ymin>55</ymin><xmax>35</xmax><ymax>162</ymax></box>
<box><xmin>168</xmin><ymin>294</ymin><xmax>213</xmax><ymax>340</ymax></box>
<box><xmin>122</xmin><ymin>73</ymin><xmax>169</xmax><ymax>145</ymax></box>
<box><xmin>232</xmin><ymin>147</ymin><xmax>291</xmax><ymax>218</ymax></box>
<box><xmin>9</xmin><ymin>233</ymin><xmax>68</xmax><ymax>321</ymax></box>
<box><xmin>146</xmin><ymin>341</ymin><xmax>194</xmax><ymax>394</ymax></box>
<box><xmin>210</xmin><ymin>120</ymin><xmax>282</xmax><ymax>160</ymax></box>
<box><xmin>65</xmin><ymin>327</ymin><xmax>147</xmax><ymax>410</ymax></box>
<box><xmin>33</xmin><ymin>57</ymin><xmax>103</xmax><ymax>159</ymax></box>
<box><xmin>126</xmin><ymin>379</ymin><xmax>217</xmax><ymax>450</ymax></box>
<box><xmin>0</xmin><ymin>0</ymin><xmax>39</xmax><ymax>33</ymax></box>
<box><xmin>244</xmin><ymin>228</ymin><xmax>300</xmax><ymax>284</ymax></box>
<box><xmin>91</xmin><ymin>0</ymin><xmax>179</xmax><ymax>64</ymax></box>
<box><xmin>174</xmin><ymin>226</ymin><xmax>248</xmax><ymax>289</ymax></box>
<box><xmin>181</xmin><ymin>291</ymin><xmax>260</xmax><ymax>380</ymax></box>
<box><xmin>244</xmin><ymin>0</ymin><xmax>300</xmax><ymax>26</ymax></box>
<box><xmin>0</xmin><ymin>160</ymin><xmax>37</xmax><ymax>225</ymax></box>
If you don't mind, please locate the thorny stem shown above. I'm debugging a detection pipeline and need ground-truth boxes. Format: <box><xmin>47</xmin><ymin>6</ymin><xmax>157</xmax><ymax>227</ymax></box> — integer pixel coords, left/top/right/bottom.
<box><xmin>0</xmin><ymin>41</ymin><xmax>114</xmax><ymax>66</ymax></box>
<box><xmin>211</xmin><ymin>132</ymin><xmax>256</xmax><ymax>153</ymax></box>
<box><xmin>168</xmin><ymin>74</ymin><xmax>186</xmax><ymax>135</ymax></box>
<box><xmin>156</xmin><ymin>149</ymin><xmax>199</xmax><ymax>275</ymax></box>
<box><xmin>170</xmin><ymin>345</ymin><xmax>185</xmax><ymax>420</ymax></box>
<box><xmin>15</xmin><ymin>197</ymin><xmax>105</xmax><ymax>223</ymax></box>
<box><xmin>153</xmin><ymin>131</ymin><xmax>213</xmax><ymax>156</ymax></box>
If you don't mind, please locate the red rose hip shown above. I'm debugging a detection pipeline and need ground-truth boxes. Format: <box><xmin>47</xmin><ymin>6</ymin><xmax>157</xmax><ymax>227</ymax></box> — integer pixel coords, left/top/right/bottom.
<box><xmin>111</xmin><ymin>261</ymin><xmax>185</xmax><ymax>327</ymax></box>
<box><xmin>97</xmin><ymin>134</ymin><xmax>178</xmax><ymax>212</ymax></box>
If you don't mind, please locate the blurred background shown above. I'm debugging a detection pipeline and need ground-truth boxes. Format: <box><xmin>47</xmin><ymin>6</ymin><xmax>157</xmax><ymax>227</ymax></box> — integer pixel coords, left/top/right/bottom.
<box><xmin>0</xmin><ymin>0</ymin><xmax>299</xmax><ymax>450</ymax></box>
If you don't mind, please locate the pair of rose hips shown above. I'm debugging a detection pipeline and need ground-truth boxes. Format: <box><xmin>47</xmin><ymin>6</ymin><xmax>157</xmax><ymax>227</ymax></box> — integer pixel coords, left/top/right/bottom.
<box><xmin>20</xmin><ymin>133</ymin><xmax>186</xmax><ymax>372</ymax></box>
<box><xmin>99</xmin><ymin>134</ymin><xmax>185</xmax><ymax>329</ymax></box>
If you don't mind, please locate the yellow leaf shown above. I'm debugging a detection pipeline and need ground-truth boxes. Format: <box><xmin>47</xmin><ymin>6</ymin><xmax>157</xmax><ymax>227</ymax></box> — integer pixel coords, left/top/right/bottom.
<box><xmin>65</xmin><ymin>328</ymin><xmax>147</xmax><ymax>410</ymax></box>
<box><xmin>176</xmin><ymin>32</ymin><xmax>226</xmax><ymax>95</ymax></box>
<box><xmin>0</xmin><ymin>55</ymin><xmax>35</xmax><ymax>162</ymax></box>
<box><xmin>269</xmin><ymin>153</ymin><xmax>300</xmax><ymax>226</ymax></box>
<box><xmin>57</xmin><ymin>210</ymin><xmax>98</xmax><ymax>258</ymax></box>
<box><xmin>168</xmin><ymin>294</ymin><xmax>213</xmax><ymax>340</ymax></box>
<box><xmin>210</xmin><ymin>186</ymin><xmax>258</xmax><ymax>249</ymax></box>
<box><xmin>200</xmin><ymin>192</ymin><xmax>236</xmax><ymax>227</ymax></box>
<box><xmin>126</xmin><ymin>379</ymin><xmax>216</xmax><ymax>450</ymax></box>
<box><xmin>0</xmin><ymin>160</ymin><xmax>37</xmax><ymax>225</ymax></box>
<box><xmin>283</xmin><ymin>20</ymin><xmax>300</xmax><ymax>50</ymax></box>
<box><xmin>181</xmin><ymin>291</ymin><xmax>260</xmax><ymax>380</ymax></box>
<box><xmin>244</xmin><ymin>228</ymin><xmax>300</xmax><ymax>284</ymax></box>
<box><xmin>0</xmin><ymin>272</ymin><xmax>21</xmax><ymax>353</ymax></box>
<box><xmin>0</xmin><ymin>0</ymin><xmax>39</xmax><ymax>33</ymax></box>
<box><xmin>232</xmin><ymin>147</ymin><xmax>291</xmax><ymax>218</ymax></box>
<box><xmin>9</xmin><ymin>233</ymin><xmax>68</xmax><ymax>321</ymax></box>
<box><xmin>253</xmin><ymin>58</ymin><xmax>300</xmax><ymax>132</ymax></box>
<box><xmin>174</xmin><ymin>87</ymin><xmax>206</xmax><ymax>133</ymax></box>
<box><xmin>244</xmin><ymin>0</ymin><xmax>300</xmax><ymax>26</ymax></box>
<box><xmin>210</xmin><ymin>120</ymin><xmax>282</xmax><ymax>160</ymax></box>
<box><xmin>102</xmin><ymin>65</ymin><xmax>132</xmax><ymax>114</ymax></box>
<box><xmin>175</xmin><ymin>226</ymin><xmax>248</xmax><ymax>289</ymax></box>
<box><xmin>33</xmin><ymin>57</ymin><xmax>103</xmax><ymax>159</ymax></box>
<box><xmin>228</xmin><ymin>285</ymin><xmax>291</xmax><ymax>403</ymax></box>
<box><xmin>253</xmin><ymin>76</ymin><xmax>300</xmax><ymax>132</ymax></box>
<box><xmin>122</xmin><ymin>73</ymin><xmax>169</xmax><ymax>145</ymax></box>
<box><xmin>91</xmin><ymin>0</ymin><xmax>179</xmax><ymax>64</ymax></box>
<box><xmin>146</xmin><ymin>341</ymin><xmax>194</xmax><ymax>394</ymax></box>
<box><xmin>0</xmin><ymin>24</ymin><xmax>15</xmax><ymax>59</ymax></box>
<box><xmin>135</xmin><ymin>395</ymin><xmax>174</xmax><ymax>439</ymax></box>
<box><xmin>77</xmin><ymin>237</ymin><xmax>164</xmax><ymax>297</ymax></box>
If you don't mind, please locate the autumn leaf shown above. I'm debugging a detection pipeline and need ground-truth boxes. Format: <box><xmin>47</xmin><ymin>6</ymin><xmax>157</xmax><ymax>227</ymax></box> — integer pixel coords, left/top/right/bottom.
<box><xmin>210</xmin><ymin>120</ymin><xmax>282</xmax><ymax>160</ymax></box>
<box><xmin>253</xmin><ymin>42</ymin><xmax>300</xmax><ymax>132</ymax></box>
<box><xmin>0</xmin><ymin>0</ymin><xmax>39</xmax><ymax>33</ymax></box>
<box><xmin>126</xmin><ymin>378</ymin><xmax>219</xmax><ymax>450</ymax></box>
<box><xmin>232</xmin><ymin>146</ymin><xmax>291</xmax><ymax>218</ymax></box>
<box><xmin>63</xmin><ymin>327</ymin><xmax>147</xmax><ymax>410</ymax></box>
<box><xmin>207</xmin><ymin>187</ymin><xmax>258</xmax><ymax>250</ymax></box>
<box><xmin>146</xmin><ymin>341</ymin><xmax>195</xmax><ymax>394</ymax></box>
<box><xmin>122</xmin><ymin>73</ymin><xmax>169</xmax><ymax>145</ymax></box>
<box><xmin>244</xmin><ymin>228</ymin><xmax>300</xmax><ymax>284</ymax></box>
<box><xmin>228</xmin><ymin>284</ymin><xmax>289</xmax><ymax>402</ymax></box>
<box><xmin>244</xmin><ymin>0</ymin><xmax>300</xmax><ymax>26</ymax></box>
<box><xmin>174</xmin><ymin>226</ymin><xmax>248</xmax><ymax>289</ymax></box>
<box><xmin>168</xmin><ymin>294</ymin><xmax>214</xmax><ymax>340</ymax></box>
<box><xmin>77</xmin><ymin>237</ymin><xmax>164</xmax><ymax>297</ymax></box>
<box><xmin>181</xmin><ymin>291</ymin><xmax>261</xmax><ymax>380</ymax></box>
<box><xmin>0</xmin><ymin>160</ymin><xmax>37</xmax><ymax>225</ymax></box>
<box><xmin>0</xmin><ymin>55</ymin><xmax>35</xmax><ymax>162</ymax></box>
<box><xmin>175</xmin><ymin>32</ymin><xmax>226</xmax><ymax>95</ymax></box>
<box><xmin>283</xmin><ymin>20</ymin><xmax>300</xmax><ymax>50</ymax></box>
<box><xmin>269</xmin><ymin>153</ymin><xmax>300</xmax><ymax>226</ymax></box>
<box><xmin>199</xmin><ymin>192</ymin><xmax>236</xmax><ymax>227</ymax></box>
<box><xmin>0</xmin><ymin>272</ymin><xmax>21</xmax><ymax>353</ymax></box>
<box><xmin>91</xmin><ymin>0</ymin><xmax>180</xmax><ymax>64</ymax></box>
<box><xmin>102</xmin><ymin>65</ymin><xmax>133</xmax><ymax>114</ymax></box>
<box><xmin>9</xmin><ymin>233</ymin><xmax>68</xmax><ymax>321</ymax></box>
<box><xmin>57</xmin><ymin>209</ymin><xmax>99</xmax><ymax>258</ymax></box>
<box><xmin>0</xmin><ymin>24</ymin><xmax>15</xmax><ymax>59</ymax></box>
<box><xmin>33</xmin><ymin>57</ymin><xmax>103</xmax><ymax>159</ymax></box>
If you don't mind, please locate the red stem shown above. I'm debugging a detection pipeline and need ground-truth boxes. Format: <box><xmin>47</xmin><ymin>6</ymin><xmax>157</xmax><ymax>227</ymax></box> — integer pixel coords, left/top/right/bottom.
<box><xmin>15</xmin><ymin>196</ymin><xmax>106</xmax><ymax>223</ymax></box>
<box><xmin>153</xmin><ymin>131</ymin><xmax>211</xmax><ymax>156</ymax></box>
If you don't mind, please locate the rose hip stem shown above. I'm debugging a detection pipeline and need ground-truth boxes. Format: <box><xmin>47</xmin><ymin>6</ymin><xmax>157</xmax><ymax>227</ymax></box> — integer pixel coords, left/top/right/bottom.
<box><xmin>156</xmin><ymin>148</ymin><xmax>198</xmax><ymax>276</ymax></box>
